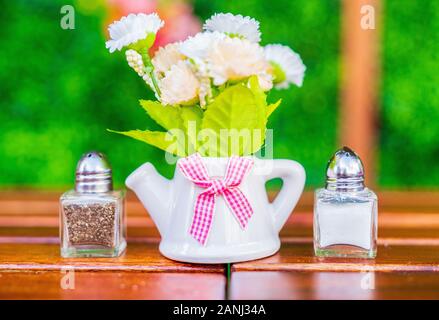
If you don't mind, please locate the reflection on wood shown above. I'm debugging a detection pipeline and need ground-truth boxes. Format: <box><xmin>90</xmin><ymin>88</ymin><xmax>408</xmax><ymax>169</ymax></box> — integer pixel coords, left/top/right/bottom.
<box><xmin>0</xmin><ymin>271</ymin><xmax>225</xmax><ymax>300</ymax></box>
<box><xmin>230</xmin><ymin>271</ymin><xmax>439</xmax><ymax>300</ymax></box>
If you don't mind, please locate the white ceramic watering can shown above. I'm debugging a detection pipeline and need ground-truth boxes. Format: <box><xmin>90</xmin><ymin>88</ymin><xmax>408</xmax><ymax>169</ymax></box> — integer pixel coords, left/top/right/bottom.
<box><xmin>126</xmin><ymin>156</ymin><xmax>306</xmax><ymax>263</ymax></box>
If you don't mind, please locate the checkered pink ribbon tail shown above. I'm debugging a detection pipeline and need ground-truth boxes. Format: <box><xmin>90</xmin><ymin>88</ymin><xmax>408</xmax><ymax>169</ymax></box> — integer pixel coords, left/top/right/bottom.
<box><xmin>178</xmin><ymin>153</ymin><xmax>254</xmax><ymax>245</ymax></box>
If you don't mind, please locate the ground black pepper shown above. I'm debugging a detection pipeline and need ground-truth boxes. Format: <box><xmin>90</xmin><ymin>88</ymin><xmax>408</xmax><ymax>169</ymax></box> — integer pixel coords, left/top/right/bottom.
<box><xmin>63</xmin><ymin>202</ymin><xmax>116</xmax><ymax>247</ymax></box>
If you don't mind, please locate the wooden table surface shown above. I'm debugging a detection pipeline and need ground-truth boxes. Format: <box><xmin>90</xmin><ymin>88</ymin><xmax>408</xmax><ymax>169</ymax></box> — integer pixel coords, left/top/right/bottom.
<box><xmin>1</xmin><ymin>190</ymin><xmax>439</xmax><ymax>300</ymax></box>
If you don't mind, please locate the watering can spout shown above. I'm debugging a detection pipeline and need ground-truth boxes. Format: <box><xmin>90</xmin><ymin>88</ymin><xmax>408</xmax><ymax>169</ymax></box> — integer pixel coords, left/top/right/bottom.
<box><xmin>125</xmin><ymin>163</ymin><xmax>171</xmax><ymax>236</ymax></box>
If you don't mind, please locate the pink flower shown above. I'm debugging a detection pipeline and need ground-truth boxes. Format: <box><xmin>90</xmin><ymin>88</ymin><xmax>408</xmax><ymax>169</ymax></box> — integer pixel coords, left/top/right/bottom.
<box><xmin>107</xmin><ymin>0</ymin><xmax>157</xmax><ymax>15</ymax></box>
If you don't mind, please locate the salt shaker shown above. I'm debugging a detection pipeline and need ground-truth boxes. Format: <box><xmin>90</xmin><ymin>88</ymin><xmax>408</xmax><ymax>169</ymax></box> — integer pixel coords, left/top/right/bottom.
<box><xmin>314</xmin><ymin>147</ymin><xmax>377</xmax><ymax>258</ymax></box>
<box><xmin>60</xmin><ymin>151</ymin><xmax>126</xmax><ymax>257</ymax></box>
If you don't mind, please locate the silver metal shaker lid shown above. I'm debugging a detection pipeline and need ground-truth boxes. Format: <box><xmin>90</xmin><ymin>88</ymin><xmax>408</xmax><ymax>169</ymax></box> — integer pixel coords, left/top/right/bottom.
<box><xmin>75</xmin><ymin>151</ymin><xmax>113</xmax><ymax>193</ymax></box>
<box><xmin>325</xmin><ymin>146</ymin><xmax>365</xmax><ymax>191</ymax></box>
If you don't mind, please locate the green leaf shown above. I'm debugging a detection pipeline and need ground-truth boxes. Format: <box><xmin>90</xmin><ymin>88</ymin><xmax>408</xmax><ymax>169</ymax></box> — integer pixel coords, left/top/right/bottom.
<box><xmin>248</xmin><ymin>76</ymin><xmax>268</xmax><ymax>128</ymax></box>
<box><xmin>201</xmin><ymin>82</ymin><xmax>267</xmax><ymax>156</ymax></box>
<box><xmin>248</xmin><ymin>75</ymin><xmax>282</xmax><ymax>118</ymax></box>
<box><xmin>180</xmin><ymin>105</ymin><xmax>203</xmax><ymax>128</ymax></box>
<box><xmin>180</xmin><ymin>106</ymin><xmax>203</xmax><ymax>155</ymax></box>
<box><xmin>120</xmin><ymin>80</ymin><xmax>276</xmax><ymax>157</ymax></box>
<box><xmin>140</xmin><ymin>100</ymin><xmax>182</xmax><ymax>131</ymax></box>
<box><xmin>248</xmin><ymin>76</ymin><xmax>266</xmax><ymax>104</ymax></box>
<box><xmin>267</xmin><ymin>99</ymin><xmax>282</xmax><ymax>117</ymax></box>
<box><xmin>121</xmin><ymin>101</ymin><xmax>206</xmax><ymax>156</ymax></box>
<box><xmin>107</xmin><ymin>129</ymin><xmax>186</xmax><ymax>157</ymax></box>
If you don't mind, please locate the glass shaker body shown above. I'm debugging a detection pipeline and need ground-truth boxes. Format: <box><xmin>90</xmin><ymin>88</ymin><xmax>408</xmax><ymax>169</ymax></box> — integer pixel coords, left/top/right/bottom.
<box><xmin>60</xmin><ymin>190</ymin><xmax>126</xmax><ymax>258</ymax></box>
<box><xmin>314</xmin><ymin>187</ymin><xmax>377</xmax><ymax>258</ymax></box>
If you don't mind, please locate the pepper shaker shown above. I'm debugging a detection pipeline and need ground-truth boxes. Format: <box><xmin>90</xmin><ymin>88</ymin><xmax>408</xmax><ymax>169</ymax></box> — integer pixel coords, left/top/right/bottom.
<box><xmin>60</xmin><ymin>151</ymin><xmax>126</xmax><ymax>257</ymax></box>
<box><xmin>313</xmin><ymin>147</ymin><xmax>377</xmax><ymax>258</ymax></box>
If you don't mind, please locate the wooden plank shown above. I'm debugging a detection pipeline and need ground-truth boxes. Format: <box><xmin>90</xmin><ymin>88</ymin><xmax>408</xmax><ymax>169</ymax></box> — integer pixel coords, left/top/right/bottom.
<box><xmin>0</xmin><ymin>226</ymin><xmax>160</xmax><ymax>239</ymax></box>
<box><xmin>3</xmin><ymin>209</ymin><xmax>439</xmax><ymax>230</ymax></box>
<box><xmin>0</xmin><ymin>243</ymin><xmax>224</xmax><ymax>273</ymax></box>
<box><xmin>1</xmin><ymin>191</ymin><xmax>439</xmax><ymax>217</ymax></box>
<box><xmin>232</xmin><ymin>242</ymin><xmax>439</xmax><ymax>272</ymax></box>
<box><xmin>4</xmin><ymin>212</ymin><xmax>439</xmax><ymax>233</ymax></box>
<box><xmin>375</xmin><ymin>191</ymin><xmax>439</xmax><ymax>212</ymax></box>
<box><xmin>279</xmin><ymin>226</ymin><xmax>439</xmax><ymax>247</ymax></box>
<box><xmin>3</xmin><ymin>224</ymin><xmax>439</xmax><ymax>247</ymax></box>
<box><xmin>0</xmin><ymin>271</ymin><xmax>225</xmax><ymax>300</ymax></box>
<box><xmin>0</xmin><ymin>191</ymin><xmax>148</xmax><ymax>217</ymax></box>
<box><xmin>230</xmin><ymin>271</ymin><xmax>439</xmax><ymax>300</ymax></box>
<box><xmin>282</xmin><ymin>211</ymin><xmax>439</xmax><ymax>229</ymax></box>
<box><xmin>340</xmin><ymin>0</ymin><xmax>381</xmax><ymax>185</ymax></box>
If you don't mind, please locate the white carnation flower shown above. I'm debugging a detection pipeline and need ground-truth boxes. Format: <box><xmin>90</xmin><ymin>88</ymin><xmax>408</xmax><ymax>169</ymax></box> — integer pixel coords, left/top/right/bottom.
<box><xmin>203</xmin><ymin>13</ymin><xmax>261</xmax><ymax>43</ymax></box>
<box><xmin>180</xmin><ymin>32</ymin><xmax>225</xmax><ymax>106</ymax></box>
<box><xmin>106</xmin><ymin>13</ymin><xmax>164</xmax><ymax>53</ymax></box>
<box><xmin>179</xmin><ymin>31</ymin><xmax>225</xmax><ymax>63</ymax></box>
<box><xmin>206</xmin><ymin>37</ymin><xmax>270</xmax><ymax>86</ymax></box>
<box><xmin>257</xmin><ymin>72</ymin><xmax>274</xmax><ymax>91</ymax></box>
<box><xmin>152</xmin><ymin>42</ymin><xmax>185</xmax><ymax>76</ymax></box>
<box><xmin>159</xmin><ymin>61</ymin><xmax>200</xmax><ymax>106</ymax></box>
<box><xmin>264</xmin><ymin>44</ymin><xmax>306</xmax><ymax>89</ymax></box>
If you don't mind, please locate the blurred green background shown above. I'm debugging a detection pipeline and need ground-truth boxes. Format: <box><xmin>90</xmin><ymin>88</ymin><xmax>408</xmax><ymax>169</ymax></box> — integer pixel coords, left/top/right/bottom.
<box><xmin>380</xmin><ymin>0</ymin><xmax>439</xmax><ymax>187</ymax></box>
<box><xmin>0</xmin><ymin>0</ymin><xmax>438</xmax><ymax>189</ymax></box>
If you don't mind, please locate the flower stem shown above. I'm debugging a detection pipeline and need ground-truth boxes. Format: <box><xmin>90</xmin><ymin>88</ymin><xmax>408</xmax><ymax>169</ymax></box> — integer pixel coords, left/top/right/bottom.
<box><xmin>139</xmin><ymin>48</ymin><xmax>161</xmax><ymax>97</ymax></box>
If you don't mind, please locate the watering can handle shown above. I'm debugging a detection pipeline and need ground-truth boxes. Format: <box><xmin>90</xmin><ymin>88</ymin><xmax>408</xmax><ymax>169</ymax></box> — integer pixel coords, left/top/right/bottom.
<box><xmin>264</xmin><ymin>160</ymin><xmax>306</xmax><ymax>233</ymax></box>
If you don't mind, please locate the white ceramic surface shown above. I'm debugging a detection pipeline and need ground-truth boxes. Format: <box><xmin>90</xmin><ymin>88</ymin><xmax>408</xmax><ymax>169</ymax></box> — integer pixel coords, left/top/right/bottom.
<box><xmin>126</xmin><ymin>157</ymin><xmax>306</xmax><ymax>263</ymax></box>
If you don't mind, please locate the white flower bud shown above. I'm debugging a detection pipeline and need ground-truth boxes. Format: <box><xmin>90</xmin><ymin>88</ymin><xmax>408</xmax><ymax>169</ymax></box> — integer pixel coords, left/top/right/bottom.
<box><xmin>125</xmin><ymin>49</ymin><xmax>145</xmax><ymax>76</ymax></box>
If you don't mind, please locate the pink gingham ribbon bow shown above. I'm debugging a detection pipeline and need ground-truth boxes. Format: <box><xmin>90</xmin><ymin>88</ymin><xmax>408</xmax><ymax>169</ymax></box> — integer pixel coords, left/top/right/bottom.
<box><xmin>178</xmin><ymin>153</ymin><xmax>254</xmax><ymax>245</ymax></box>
